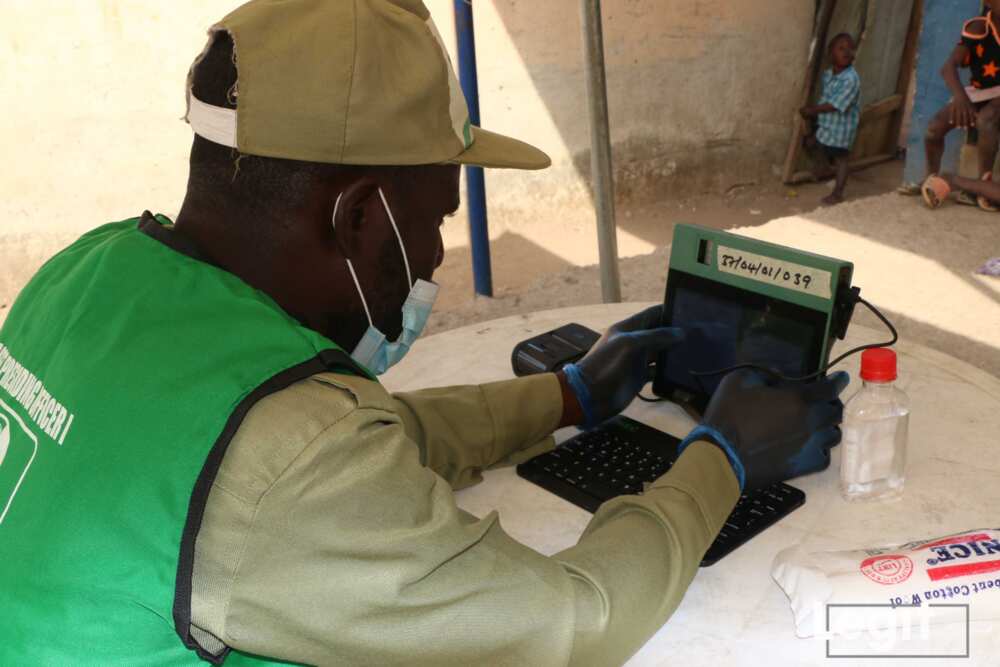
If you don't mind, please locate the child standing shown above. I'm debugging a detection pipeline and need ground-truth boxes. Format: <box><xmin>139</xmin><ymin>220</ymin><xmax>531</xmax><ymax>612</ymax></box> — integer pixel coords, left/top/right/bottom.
<box><xmin>800</xmin><ymin>33</ymin><xmax>861</xmax><ymax>206</ymax></box>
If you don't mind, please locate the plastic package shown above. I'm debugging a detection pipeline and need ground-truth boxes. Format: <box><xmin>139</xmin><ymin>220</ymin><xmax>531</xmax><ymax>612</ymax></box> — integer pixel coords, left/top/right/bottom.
<box><xmin>772</xmin><ymin>529</ymin><xmax>1000</xmax><ymax>637</ymax></box>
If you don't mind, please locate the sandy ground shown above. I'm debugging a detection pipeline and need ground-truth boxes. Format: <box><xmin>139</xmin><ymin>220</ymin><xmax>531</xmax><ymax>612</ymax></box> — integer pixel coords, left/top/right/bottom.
<box><xmin>427</xmin><ymin>160</ymin><xmax>1000</xmax><ymax>379</ymax></box>
<box><xmin>431</xmin><ymin>159</ymin><xmax>910</xmax><ymax>316</ymax></box>
<box><xmin>2</xmin><ymin>160</ymin><xmax>998</xmax><ymax>378</ymax></box>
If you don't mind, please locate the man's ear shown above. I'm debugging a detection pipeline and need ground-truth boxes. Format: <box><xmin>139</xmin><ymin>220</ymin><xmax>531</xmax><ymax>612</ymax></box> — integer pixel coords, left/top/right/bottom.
<box><xmin>331</xmin><ymin>178</ymin><xmax>381</xmax><ymax>260</ymax></box>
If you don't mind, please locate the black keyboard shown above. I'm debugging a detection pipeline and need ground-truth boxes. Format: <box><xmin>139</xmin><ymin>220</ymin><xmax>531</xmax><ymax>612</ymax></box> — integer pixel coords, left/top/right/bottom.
<box><xmin>516</xmin><ymin>415</ymin><xmax>805</xmax><ymax>566</ymax></box>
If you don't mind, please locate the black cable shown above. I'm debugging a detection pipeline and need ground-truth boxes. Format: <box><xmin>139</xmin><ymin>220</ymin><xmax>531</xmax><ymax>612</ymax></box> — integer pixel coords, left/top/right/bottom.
<box><xmin>687</xmin><ymin>296</ymin><xmax>897</xmax><ymax>382</ymax></box>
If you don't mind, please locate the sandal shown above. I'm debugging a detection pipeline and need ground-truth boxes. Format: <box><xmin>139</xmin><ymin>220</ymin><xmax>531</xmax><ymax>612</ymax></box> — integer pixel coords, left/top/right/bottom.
<box><xmin>955</xmin><ymin>190</ymin><xmax>977</xmax><ymax>206</ymax></box>
<box><xmin>978</xmin><ymin>172</ymin><xmax>999</xmax><ymax>212</ymax></box>
<box><xmin>921</xmin><ymin>175</ymin><xmax>951</xmax><ymax>209</ymax></box>
<box><xmin>896</xmin><ymin>182</ymin><xmax>922</xmax><ymax>196</ymax></box>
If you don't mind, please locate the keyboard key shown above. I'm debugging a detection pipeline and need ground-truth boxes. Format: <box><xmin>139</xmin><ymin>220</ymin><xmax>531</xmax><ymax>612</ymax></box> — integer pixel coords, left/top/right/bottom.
<box><xmin>516</xmin><ymin>416</ymin><xmax>805</xmax><ymax>566</ymax></box>
<box><xmin>587</xmin><ymin>481</ymin><xmax>617</xmax><ymax>500</ymax></box>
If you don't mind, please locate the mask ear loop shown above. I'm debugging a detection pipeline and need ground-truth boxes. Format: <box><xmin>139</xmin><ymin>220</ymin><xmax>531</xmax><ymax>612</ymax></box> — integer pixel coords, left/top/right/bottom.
<box><xmin>377</xmin><ymin>188</ymin><xmax>414</xmax><ymax>289</ymax></box>
<box><xmin>332</xmin><ymin>192</ymin><xmax>374</xmax><ymax>327</ymax></box>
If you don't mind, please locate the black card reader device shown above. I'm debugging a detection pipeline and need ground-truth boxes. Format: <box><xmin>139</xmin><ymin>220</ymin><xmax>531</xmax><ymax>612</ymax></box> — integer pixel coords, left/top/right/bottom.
<box><xmin>511</xmin><ymin>323</ymin><xmax>601</xmax><ymax>376</ymax></box>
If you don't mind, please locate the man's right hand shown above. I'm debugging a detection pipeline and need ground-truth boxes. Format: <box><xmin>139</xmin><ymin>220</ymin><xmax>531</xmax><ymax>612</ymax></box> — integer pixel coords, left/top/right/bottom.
<box><xmin>679</xmin><ymin>369</ymin><xmax>850</xmax><ymax>492</ymax></box>
<box><xmin>559</xmin><ymin>305</ymin><xmax>684</xmax><ymax>430</ymax></box>
<box><xmin>951</xmin><ymin>97</ymin><xmax>978</xmax><ymax>129</ymax></box>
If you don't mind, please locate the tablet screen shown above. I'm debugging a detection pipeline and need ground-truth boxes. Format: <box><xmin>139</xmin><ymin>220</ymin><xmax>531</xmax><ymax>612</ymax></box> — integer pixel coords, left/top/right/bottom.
<box><xmin>654</xmin><ymin>269</ymin><xmax>828</xmax><ymax>401</ymax></box>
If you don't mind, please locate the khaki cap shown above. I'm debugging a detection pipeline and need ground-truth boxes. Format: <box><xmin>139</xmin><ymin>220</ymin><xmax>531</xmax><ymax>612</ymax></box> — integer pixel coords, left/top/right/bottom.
<box><xmin>185</xmin><ymin>0</ymin><xmax>550</xmax><ymax>170</ymax></box>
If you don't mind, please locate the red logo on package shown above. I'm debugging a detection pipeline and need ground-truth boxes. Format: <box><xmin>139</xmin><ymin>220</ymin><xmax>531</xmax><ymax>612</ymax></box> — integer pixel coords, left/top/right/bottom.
<box><xmin>861</xmin><ymin>555</ymin><xmax>914</xmax><ymax>585</ymax></box>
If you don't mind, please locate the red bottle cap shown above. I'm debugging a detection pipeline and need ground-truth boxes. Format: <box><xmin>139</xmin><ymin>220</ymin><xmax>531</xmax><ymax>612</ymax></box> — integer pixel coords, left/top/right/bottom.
<box><xmin>860</xmin><ymin>348</ymin><xmax>897</xmax><ymax>382</ymax></box>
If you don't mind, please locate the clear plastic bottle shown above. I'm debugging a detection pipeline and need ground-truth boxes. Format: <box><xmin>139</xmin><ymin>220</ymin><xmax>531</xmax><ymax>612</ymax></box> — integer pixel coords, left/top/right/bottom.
<box><xmin>840</xmin><ymin>348</ymin><xmax>909</xmax><ymax>501</ymax></box>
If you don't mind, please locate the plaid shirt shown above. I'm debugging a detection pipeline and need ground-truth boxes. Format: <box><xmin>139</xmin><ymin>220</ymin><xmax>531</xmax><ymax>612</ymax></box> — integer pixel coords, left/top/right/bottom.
<box><xmin>816</xmin><ymin>65</ymin><xmax>861</xmax><ymax>149</ymax></box>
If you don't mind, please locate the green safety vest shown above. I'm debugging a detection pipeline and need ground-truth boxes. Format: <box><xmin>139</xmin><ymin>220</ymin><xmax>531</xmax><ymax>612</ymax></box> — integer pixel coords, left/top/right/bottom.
<box><xmin>0</xmin><ymin>215</ymin><xmax>369</xmax><ymax>664</ymax></box>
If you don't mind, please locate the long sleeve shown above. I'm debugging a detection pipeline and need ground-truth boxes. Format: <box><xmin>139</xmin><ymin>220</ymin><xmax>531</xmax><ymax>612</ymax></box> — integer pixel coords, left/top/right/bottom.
<box><xmin>556</xmin><ymin>442</ymin><xmax>740</xmax><ymax>665</ymax></box>
<box><xmin>192</xmin><ymin>371</ymin><xmax>740</xmax><ymax>666</ymax></box>
<box><xmin>391</xmin><ymin>373</ymin><xmax>563</xmax><ymax>489</ymax></box>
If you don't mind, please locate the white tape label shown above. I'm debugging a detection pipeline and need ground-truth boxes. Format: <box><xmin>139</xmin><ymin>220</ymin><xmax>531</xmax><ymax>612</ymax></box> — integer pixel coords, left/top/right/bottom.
<box><xmin>716</xmin><ymin>246</ymin><xmax>832</xmax><ymax>299</ymax></box>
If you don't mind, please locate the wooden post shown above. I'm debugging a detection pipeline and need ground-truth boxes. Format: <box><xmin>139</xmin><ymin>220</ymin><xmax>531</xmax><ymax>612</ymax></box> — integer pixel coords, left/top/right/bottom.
<box><xmin>782</xmin><ymin>0</ymin><xmax>839</xmax><ymax>184</ymax></box>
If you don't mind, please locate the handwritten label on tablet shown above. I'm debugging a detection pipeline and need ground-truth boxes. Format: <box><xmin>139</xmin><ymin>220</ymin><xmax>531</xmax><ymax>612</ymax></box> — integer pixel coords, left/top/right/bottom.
<box><xmin>717</xmin><ymin>246</ymin><xmax>832</xmax><ymax>299</ymax></box>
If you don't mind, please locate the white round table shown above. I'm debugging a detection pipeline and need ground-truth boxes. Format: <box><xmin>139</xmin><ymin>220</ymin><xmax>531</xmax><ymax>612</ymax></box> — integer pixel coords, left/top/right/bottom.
<box><xmin>382</xmin><ymin>304</ymin><xmax>1000</xmax><ymax>666</ymax></box>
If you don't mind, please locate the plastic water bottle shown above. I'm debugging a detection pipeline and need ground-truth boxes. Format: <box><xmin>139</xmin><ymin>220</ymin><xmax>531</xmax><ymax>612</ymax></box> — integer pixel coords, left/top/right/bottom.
<box><xmin>840</xmin><ymin>348</ymin><xmax>909</xmax><ymax>501</ymax></box>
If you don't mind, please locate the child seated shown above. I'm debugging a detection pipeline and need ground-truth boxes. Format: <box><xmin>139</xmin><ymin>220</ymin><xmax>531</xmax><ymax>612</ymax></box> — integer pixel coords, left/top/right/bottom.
<box><xmin>800</xmin><ymin>33</ymin><xmax>861</xmax><ymax>206</ymax></box>
<box><xmin>920</xmin><ymin>1</ymin><xmax>1000</xmax><ymax>211</ymax></box>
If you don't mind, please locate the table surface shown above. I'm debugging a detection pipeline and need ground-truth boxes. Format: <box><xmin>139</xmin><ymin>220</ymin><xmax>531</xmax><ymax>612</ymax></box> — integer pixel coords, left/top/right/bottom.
<box><xmin>382</xmin><ymin>304</ymin><xmax>1000</xmax><ymax>666</ymax></box>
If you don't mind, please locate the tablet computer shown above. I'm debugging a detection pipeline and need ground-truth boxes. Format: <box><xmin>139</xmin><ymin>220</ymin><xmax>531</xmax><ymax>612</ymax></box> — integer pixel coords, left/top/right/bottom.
<box><xmin>653</xmin><ymin>224</ymin><xmax>856</xmax><ymax>413</ymax></box>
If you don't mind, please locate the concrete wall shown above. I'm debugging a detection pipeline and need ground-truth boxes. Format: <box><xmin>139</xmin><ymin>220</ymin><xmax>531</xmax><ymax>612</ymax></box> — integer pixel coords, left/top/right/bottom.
<box><xmin>1</xmin><ymin>1</ymin><xmax>815</xmax><ymax>306</ymax></box>
<box><xmin>474</xmin><ymin>1</ymin><xmax>815</xmax><ymax>222</ymax></box>
<box><xmin>1</xmin><ymin>1</ymin><xmax>240</xmax><ymax>308</ymax></box>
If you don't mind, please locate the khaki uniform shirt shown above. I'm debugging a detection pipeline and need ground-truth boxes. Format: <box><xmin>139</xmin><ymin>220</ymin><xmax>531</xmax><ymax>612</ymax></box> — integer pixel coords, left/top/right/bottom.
<box><xmin>189</xmin><ymin>371</ymin><xmax>740</xmax><ymax>666</ymax></box>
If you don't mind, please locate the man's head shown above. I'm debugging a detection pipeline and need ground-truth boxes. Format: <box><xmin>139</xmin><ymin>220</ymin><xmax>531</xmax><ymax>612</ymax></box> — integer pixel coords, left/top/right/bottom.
<box><xmin>177</xmin><ymin>31</ymin><xmax>459</xmax><ymax>351</ymax></box>
<box><xmin>828</xmin><ymin>33</ymin><xmax>856</xmax><ymax>70</ymax></box>
<box><xmin>174</xmin><ymin>0</ymin><xmax>546</xmax><ymax>358</ymax></box>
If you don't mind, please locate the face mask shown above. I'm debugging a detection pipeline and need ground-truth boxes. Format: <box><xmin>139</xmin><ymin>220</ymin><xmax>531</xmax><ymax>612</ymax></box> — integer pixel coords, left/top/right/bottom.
<box><xmin>332</xmin><ymin>188</ymin><xmax>439</xmax><ymax>375</ymax></box>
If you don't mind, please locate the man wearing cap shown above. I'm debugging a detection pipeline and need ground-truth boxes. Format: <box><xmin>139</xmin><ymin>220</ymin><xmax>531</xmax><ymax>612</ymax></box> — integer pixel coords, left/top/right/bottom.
<box><xmin>0</xmin><ymin>1</ymin><xmax>847</xmax><ymax>665</ymax></box>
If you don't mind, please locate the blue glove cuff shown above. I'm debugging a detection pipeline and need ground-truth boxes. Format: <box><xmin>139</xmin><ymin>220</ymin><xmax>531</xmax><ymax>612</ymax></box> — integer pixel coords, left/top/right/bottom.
<box><xmin>561</xmin><ymin>363</ymin><xmax>598</xmax><ymax>430</ymax></box>
<box><xmin>678</xmin><ymin>425</ymin><xmax>746</xmax><ymax>492</ymax></box>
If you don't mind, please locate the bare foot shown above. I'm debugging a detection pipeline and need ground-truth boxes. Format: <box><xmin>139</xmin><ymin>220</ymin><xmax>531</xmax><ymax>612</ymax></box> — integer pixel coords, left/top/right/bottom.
<box><xmin>821</xmin><ymin>193</ymin><xmax>844</xmax><ymax>206</ymax></box>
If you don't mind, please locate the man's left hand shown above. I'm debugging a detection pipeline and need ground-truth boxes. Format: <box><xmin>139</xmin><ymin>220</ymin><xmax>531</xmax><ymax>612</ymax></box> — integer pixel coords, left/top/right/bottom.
<box><xmin>558</xmin><ymin>306</ymin><xmax>684</xmax><ymax>429</ymax></box>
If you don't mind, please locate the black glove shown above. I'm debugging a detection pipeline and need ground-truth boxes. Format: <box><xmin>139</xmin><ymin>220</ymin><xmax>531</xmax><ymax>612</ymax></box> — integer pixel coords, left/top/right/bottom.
<box><xmin>562</xmin><ymin>305</ymin><xmax>684</xmax><ymax>429</ymax></box>
<box><xmin>678</xmin><ymin>368</ymin><xmax>849</xmax><ymax>492</ymax></box>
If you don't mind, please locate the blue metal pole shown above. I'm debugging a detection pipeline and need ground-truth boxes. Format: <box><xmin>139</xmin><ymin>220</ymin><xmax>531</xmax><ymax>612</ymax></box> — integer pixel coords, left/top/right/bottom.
<box><xmin>454</xmin><ymin>0</ymin><xmax>493</xmax><ymax>297</ymax></box>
